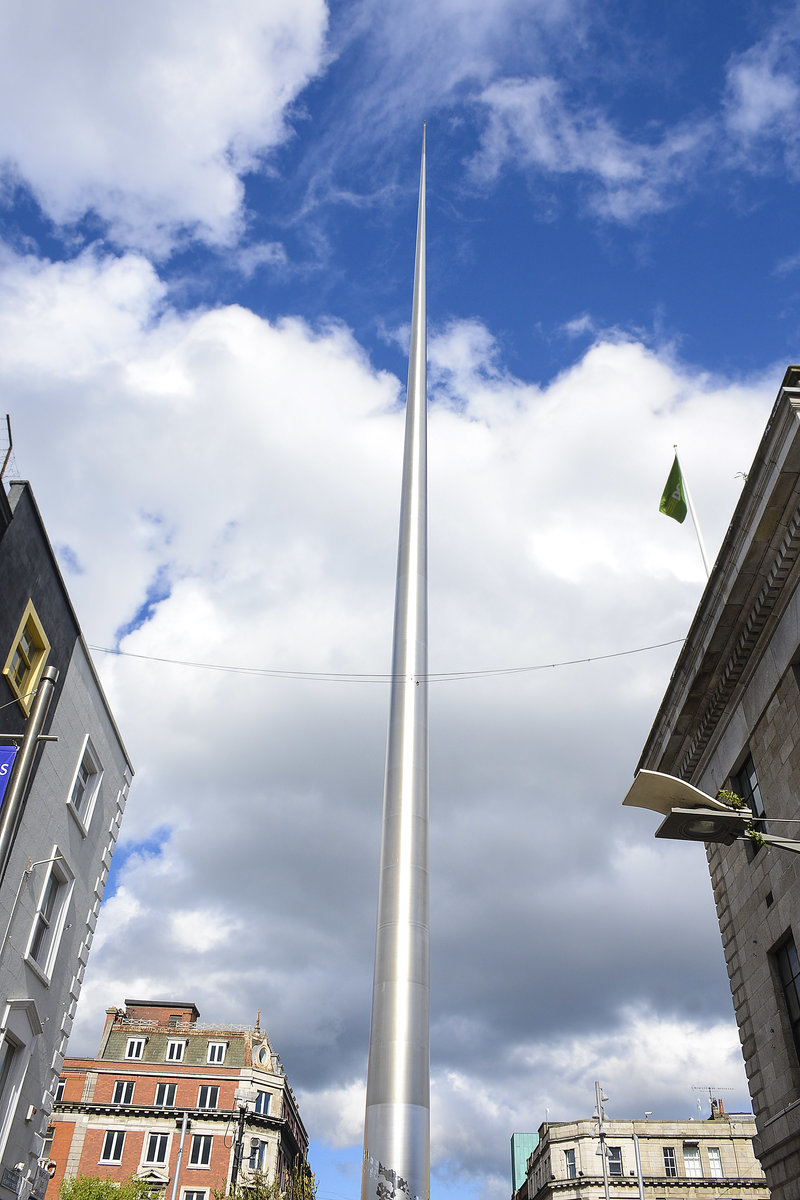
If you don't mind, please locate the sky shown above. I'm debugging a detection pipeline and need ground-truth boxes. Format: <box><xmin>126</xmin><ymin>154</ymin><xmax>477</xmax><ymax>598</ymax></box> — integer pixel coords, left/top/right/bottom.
<box><xmin>2</xmin><ymin>0</ymin><xmax>799</xmax><ymax>1198</ymax></box>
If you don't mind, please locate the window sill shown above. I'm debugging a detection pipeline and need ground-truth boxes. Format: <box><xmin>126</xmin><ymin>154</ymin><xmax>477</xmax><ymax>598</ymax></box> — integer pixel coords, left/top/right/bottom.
<box><xmin>66</xmin><ymin>802</ymin><xmax>89</xmax><ymax>838</ymax></box>
<box><xmin>24</xmin><ymin>954</ymin><xmax>51</xmax><ymax>987</ymax></box>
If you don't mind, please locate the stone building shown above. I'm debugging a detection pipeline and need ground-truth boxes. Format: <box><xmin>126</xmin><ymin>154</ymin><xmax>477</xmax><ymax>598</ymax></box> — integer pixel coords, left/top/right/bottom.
<box><xmin>636</xmin><ymin>364</ymin><xmax>800</xmax><ymax>1198</ymax></box>
<box><xmin>0</xmin><ymin>480</ymin><xmax>133</xmax><ymax>1200</ymax></box>
<box><xmin>46</xmin><ymin>999</ymin><xmax>309</xmax><ymax>1200</ymax></box>
<box><xmin>517</xmin><ymin>1111</ymin><xmax>767</xmax><ymax>1200</ymax></box>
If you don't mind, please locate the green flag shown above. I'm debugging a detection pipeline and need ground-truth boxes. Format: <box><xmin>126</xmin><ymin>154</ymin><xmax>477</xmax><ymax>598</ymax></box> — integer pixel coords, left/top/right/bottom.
<box><xmin>659</xmin><ymin>455</ymin><xmax>687</xmax><ymax>523</ymax></box>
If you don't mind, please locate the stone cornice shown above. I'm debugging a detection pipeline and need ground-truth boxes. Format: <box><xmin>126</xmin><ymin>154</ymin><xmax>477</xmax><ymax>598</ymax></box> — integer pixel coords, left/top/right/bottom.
<box><xmin>638</xmin><ymin>367</ymin><xmax>800</xmax><ymax>780</ymax></box>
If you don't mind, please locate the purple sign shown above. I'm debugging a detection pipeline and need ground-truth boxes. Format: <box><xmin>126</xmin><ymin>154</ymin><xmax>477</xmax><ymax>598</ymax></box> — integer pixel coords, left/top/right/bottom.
<box><xmin>0</xmin><ymin>745</ymin><xmax>17</xmax><ymax>808</ymax></box>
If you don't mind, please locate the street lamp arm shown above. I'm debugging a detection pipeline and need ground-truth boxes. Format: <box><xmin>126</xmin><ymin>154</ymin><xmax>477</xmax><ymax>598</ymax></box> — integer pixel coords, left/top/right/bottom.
<box><xmin>623</xmin><ymin>771</ymin><xmax>800</xmax><ymax>855</ymax></box>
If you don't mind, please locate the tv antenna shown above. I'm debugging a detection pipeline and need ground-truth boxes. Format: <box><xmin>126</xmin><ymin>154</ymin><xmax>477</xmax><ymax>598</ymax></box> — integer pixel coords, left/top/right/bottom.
<box><xmin>692</xmin><ymin>1084</ymin><xmax>734</xmax><ymax>1116</ymax></box>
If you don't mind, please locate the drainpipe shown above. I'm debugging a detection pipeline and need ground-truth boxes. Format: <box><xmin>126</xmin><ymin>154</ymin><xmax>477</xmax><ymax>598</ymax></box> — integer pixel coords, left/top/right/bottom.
<box><xmin>632</xmin><ymin>1133</ymin><xmax>645</xmax><ymax>1200</ymax></box>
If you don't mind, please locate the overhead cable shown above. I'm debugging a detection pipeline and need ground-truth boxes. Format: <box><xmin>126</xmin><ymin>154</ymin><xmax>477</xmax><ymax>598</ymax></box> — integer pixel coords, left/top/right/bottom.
<box><xmin>87</xmin><ymin>637</ymin><xmax>685</xmax><ymax>684</ymax></box>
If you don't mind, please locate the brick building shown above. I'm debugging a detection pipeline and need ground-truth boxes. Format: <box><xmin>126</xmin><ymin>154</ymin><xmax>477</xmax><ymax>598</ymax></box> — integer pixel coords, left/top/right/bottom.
<box><xmin>46</xmin><ymin>1000</ymin><xmax>309</xmax><ymax>1200</ymax></box>
<box><xmin>636</xmin><ymin>364</ymin><xmax>800</xmax><ymax>1197</ymax></box>
<box><xmin>0</xmin><ymin>479</ymin><xmax>133</xmax><ymax>1200</ymax></box>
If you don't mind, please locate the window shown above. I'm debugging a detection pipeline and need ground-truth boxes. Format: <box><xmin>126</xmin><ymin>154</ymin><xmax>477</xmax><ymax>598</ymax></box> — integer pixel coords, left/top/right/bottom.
<box><xmin>564</xmin><ymin>1148</ymin><xmax>576</xmax><ymax>1179</ymax></box>
<box><xmin>189</xmin><ymin>1134</ymin><xmax>212</xmax><ymax>1167</ymax></box>
<box><xmin>775</xmin><ymin>935</ymin><xmax>800</xmax><ymax>1061</ymax></box>
<box><xmin>155</xmin><ymin>1082</ymin><xmax>176</xmax><ymax>1107</ymax></box>
<box><xmin>42</xmin><ymin>1126</ymin><xmax>55</xmax><ymax>1159</ymax></box>
<box><xmin>144</xmin><ymin>1132</ymin><xmax>169</xmax><ymax>1166</ymax></box>
<box><xmin>100</xmin><ymin>1130</ymin><xmax>125</xmax><ymax>1163</ymax></box>
<box><xmin>67</xmin><ymin>739</ymin><xmax>102</xmax><ymax>833</ymax></box>
<box><xmin>27</xmin><ymin>855</ymin><xmax>73</xmax><ymax>979</ymax></box>
<box><xmin>125</xmin><ymin>1038</ymin><xmax>145</xmax><ymax>1060</ymax></box>
<box><xmin>166</xmin><ymin>1040</ymin><xmax>185</xmax><ymax>1062</ymax></box>
<box><xmin>608</xmin><ymin>1147</ymin><xmax>622</xmax><ymax>1177</ymax></box>
<box><xmin>734</xmin><ymin>754</ymin><xmax>767</xmax><ymax>839</ymax></box>
<box><xmin>55</xmin><ymin>1078</ymin><xmax>65</xmax><ymax>1103</ymax></box>
<box><xmin>113</xmin><ymin>1080</ymin><xmax>134</xmax><ymax>1105</ymax></box>
<box><xmin>248</xmin><ymin>1140</ymin><xmax>266</xmax><ymax>1171</ymax></box>
<box><xmin>254</xmin><ymin>1090</ymin><xmax>271</xmax><ymax>1116</ymax></box>
<box><xmin>3</xmin><ymin>600</ymin><xmax>50</xmax><ymax>715</ymax></box>
<box><xmin>708</xmin><ymin>1147</ymin><xmax>723</xmax><ymax>1178</ymax></box>
<box><xmin>197</xmin><ymin>1085</ymin><xmax>219</xmax><ymax>1110</ymax></box>
<box><xmin>183</xmin><ymin>1191</ymin><xmax>207</xmax><ymax>1200</ymax></box>
<box><xmin>683</xmin><ymin>1144</ymin><xmax>702</xmax><ymax>1177</ymax></box>
<box><xmin>0</xmin><ymin>1035</ymin><xmax>20</xmax><ymax>1107</ymax></box>
<box><xmin>207</xmin><ymin>1042</ymin><xmax>226</xmax><ymax>1064</ymax></box>
<box><xmin>663</xmin><ymin>1146</ymin><xmax>677</xmax><ymax>1177</ymax></box>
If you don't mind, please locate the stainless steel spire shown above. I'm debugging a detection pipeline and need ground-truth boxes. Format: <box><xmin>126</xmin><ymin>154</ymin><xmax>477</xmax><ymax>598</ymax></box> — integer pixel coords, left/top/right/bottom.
<box><xmin>362</xmin><ymin>128</ymin><xmax>429</xmax><ymax>1200</ymax></box>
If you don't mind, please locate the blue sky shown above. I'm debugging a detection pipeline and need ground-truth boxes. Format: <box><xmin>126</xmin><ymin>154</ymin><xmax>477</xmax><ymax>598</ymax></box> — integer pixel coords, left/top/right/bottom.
<box><xmin>1</xmin><ymin>1</ymin><xmax>799</xmax><ymax>1198</ymax></box>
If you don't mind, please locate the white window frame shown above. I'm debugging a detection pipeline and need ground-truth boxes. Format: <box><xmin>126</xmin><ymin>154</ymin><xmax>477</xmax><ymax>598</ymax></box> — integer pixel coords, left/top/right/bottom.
<box><xmin>254</xmin><ymin>1090</ymin><xmax>271</xmax><ymax>1116</ymax></box>
<box><xmin>207</xmin><ymin>1041</ymin><xmax>226</xmax><ymax>1064</ymax></box>
<box><xmin>683</xmin><ymin>1143</ymin><xmax>702</xmax><ymax>1178</ymax></box>
<box><xmin>183</xmin><ymin>1191</ymin><xmax>207</xmax><ymax>1200</ymax></box>
<box><xmin>607</xmin><ymin>1146</ymin><xmax>623</xmax><ymax>1177</ymax></box>
<box><xmin>707</xmin><ymin>1146</ymin><xmax>723</xmax><ymax>1178</ymax></box>
<box><xmin>166</xmin><ymin>1039</ymin><xmax>186</xmax><ymax>1062</ymax></box>
<box><xmin>100</xmin><ymin>1129</ymin><xmax>125</xmax><ymax>1163</ymax></box>
<box><xmin>25</xmin><ymin>851</ymin><xmax>74</xmax><ymax>984</ymax></box>
<box><xmin>143</xmin><ymin>1131</ymin><xmax>170</xmax><ymax>1167</ymax></box>
<box><xmin>564</xmin><ymin>1148</ymin><xmax>576</xmax><ymax>1179</ymax></box>
<box><xmin>197</xmin><ymin>1085</ymin><xmax>219</xmax><ymax>1110</ymax></box>
<box><xmin>113</xmin><ymin>1080</ymin><xmax>135</xmax><ymax>1104</ymax></box>
<box><xmin>66</xmin><ymin>736</ymin><xmax>103</xmax><ymax>836</ymax></box>
<box><xmin>0</xmin><ymin>1001</ymin><xmax>42</xmax><ymax>1163</ymax></box>
<box><xmin>189</xmin><ymin>1134</ymin><xmax>213</xmax><ymax>1168</ymax></box>
<box><xmin>155</xmin><ymin>1081</ymin><xmax>176</xmax><ymax>1106</ymax></box>
<box><xmin>55</xmin><ymin>1077</ymin><xmax>65</xmax><ymax>1103</ymax></box>
<box><xmin>663</xmin><ymin>1146</ymin><xmax>677</xmax><ymax>1177</ymax></box>
<box><xmin>125</xmin><ymin>1037</ymin><xmax>145</xmax><ymax>1060</ymax></box>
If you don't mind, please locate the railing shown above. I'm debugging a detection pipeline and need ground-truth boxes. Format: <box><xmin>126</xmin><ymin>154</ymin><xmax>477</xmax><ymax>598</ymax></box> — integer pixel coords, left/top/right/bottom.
<box><xmin>116</xmin><ymin>1018</ymin><xmax>263</xmax><ymax>1034</ymax></box>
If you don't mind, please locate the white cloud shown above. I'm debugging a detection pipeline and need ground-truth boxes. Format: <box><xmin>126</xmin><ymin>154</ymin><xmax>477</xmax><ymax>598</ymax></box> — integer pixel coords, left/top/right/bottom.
<box><xmin>0</xmin><ymin>0</ymin><xmax>328</xmax><ymax>253</ymax></box>
<box><xmin>2</xmin><ymin>252</ymin><xmax>773</xmax><ymax>1192</ymax></box>
<box><xmin>470</xmin><ymin>76</ymin><xmax>713</xmax><ymax>222</ymax></box>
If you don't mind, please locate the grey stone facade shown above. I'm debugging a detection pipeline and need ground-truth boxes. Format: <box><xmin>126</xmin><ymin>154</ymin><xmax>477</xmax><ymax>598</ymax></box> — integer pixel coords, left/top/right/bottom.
<box><xmin>519</xmin><ymin>1114</ymin><xmax>768</xmax><ymax>1199</ymax></box>
<box><xmin>637</xmin><ymin>365</ymin><xmax>800</xmax><ymax>1198</ymax></box>
<box><xmin>0</xmin><ymin>482</ymin><xmax>133</xmax><ymax>1200</ymax></box>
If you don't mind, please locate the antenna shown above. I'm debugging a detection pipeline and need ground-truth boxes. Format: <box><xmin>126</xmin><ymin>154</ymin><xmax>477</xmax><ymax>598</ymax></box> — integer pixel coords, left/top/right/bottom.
<box><xmin>691</xmin><ymin>1085</ymin><xmax>734</xmax><ymax>1118</ymax></box>
<box><xmin>1</xmin><ymin>415</ymin><xmax>12</xmax><ymax>481</ymax></box>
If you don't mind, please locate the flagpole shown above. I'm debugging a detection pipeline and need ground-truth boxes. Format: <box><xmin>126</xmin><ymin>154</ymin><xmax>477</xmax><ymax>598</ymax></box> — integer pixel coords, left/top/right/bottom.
<box><xmin>674</xmin><ymin>444</ymin><xmax>710</xmax><ymax>580</ymax></box>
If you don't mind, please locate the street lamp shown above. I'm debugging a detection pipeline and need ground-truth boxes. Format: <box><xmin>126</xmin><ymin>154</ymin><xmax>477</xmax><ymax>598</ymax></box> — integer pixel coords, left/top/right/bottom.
<box><xmin>623</xmin><ymin>769</ymin><xmax>800</xmax><ymax>854</ymax></box>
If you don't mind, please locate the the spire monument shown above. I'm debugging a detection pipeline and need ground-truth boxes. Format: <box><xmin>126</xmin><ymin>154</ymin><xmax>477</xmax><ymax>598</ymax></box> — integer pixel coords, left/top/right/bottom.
<box><xmin>361</xmin><ymin>128</ymin><xmax>430</xmax><ymax>1200</ymax></box>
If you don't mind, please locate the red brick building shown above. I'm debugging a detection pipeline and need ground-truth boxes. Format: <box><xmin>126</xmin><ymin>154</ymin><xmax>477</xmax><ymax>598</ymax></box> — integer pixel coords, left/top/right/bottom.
<box><xmin>46</xmin><ymin>1000</ymin><xmax>309</xmax><ymax>1200</ymax></box>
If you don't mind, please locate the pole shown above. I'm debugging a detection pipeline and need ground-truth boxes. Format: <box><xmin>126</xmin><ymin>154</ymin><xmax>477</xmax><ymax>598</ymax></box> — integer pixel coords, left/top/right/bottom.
<box><xmin>169</xmin><ymin>1112</ymin><xmax>189</xmax><ymax>1200</ymax></box>
<box><xmin>362</xmin><ymin>127</ymin><xmax>429</xmax><ymax>1200</ymax></box>
<box><xmin>0</xmin><ymin>666</ymin><xmax>58</xmax><ymax>887</ymax></box>
<box><xmin>230</xmin><ymin>1104</ymin><xmax>247</xmax><ymax>1194</ymax></box>
<box><xmin>674</xmin><ymin>445</ymin><xmax>710</xmax><ymax>580</ymax></box>
<box><xmin>632</xmin><ymin>1132</ymin><xmax>645</xmax><ymax>1200</ymax></box>
<box><xmin>595</xmin><ymin>1082</ymin><xmax>610</xmax><ymax>1200</ymax></box>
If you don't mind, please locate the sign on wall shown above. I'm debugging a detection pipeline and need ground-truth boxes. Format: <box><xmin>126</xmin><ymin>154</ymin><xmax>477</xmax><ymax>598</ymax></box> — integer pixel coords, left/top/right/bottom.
<box><xmin>0</xmin><ymin>744</ymin><xmax>18</xmax><ymax>808</ymax></box>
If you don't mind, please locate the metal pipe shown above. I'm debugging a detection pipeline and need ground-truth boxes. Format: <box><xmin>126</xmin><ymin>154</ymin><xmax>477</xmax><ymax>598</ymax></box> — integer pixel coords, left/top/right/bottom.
<box><xmin>0</xmin><ymin>666</ymin><xmax>58</xmax><ymax>887</ymax></box>
<box><xmin>169</xmin><ymin>1111</ymin><xmax>189</xmax><ymax>1200</ymax></box>
<box><xmin>362</xmin><ymin>127</ymin><xmax>429</xmax><ymax>1200</ymax></box>
<box><xmin>632</xmin><ymin>1132</ymin><xmax>645</xmax><ymax>1200</ymax></box>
